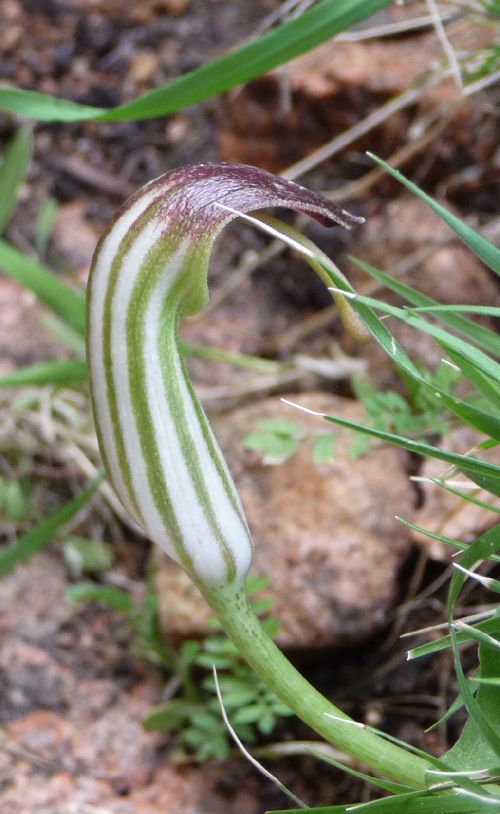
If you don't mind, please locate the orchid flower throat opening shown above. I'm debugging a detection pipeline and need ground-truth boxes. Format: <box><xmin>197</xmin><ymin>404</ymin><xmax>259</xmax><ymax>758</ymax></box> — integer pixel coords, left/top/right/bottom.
<box><xmin>87</xmin><ymin>163</ymin><xmax>366</xmax><ymax>589</ymax></box>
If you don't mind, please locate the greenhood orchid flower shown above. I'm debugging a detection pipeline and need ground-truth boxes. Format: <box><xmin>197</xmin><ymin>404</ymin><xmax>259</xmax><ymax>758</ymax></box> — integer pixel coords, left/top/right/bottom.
<box><xmin>87</xmin><ymin>163</ymin><xmax>364</xmax><ymax>588</ymax></box>
<box><xmin>87</xmin><ymin>163</ymin><xmax>432</xmax><ymax>788</ymax></box>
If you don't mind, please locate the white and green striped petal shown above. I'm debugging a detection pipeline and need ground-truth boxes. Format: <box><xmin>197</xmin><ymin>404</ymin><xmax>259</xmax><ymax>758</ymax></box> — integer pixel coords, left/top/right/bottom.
<box><xmin>87</xmin><ymin>163</ymin><xmax>363</xmax><ymax>587</ymax></box>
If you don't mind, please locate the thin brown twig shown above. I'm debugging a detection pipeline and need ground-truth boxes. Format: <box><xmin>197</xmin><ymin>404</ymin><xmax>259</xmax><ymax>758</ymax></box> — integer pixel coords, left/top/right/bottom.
<box><xmin>281</xmin><ymin>83</ymin><xmax>428</xmax><ymax>181</ymax></box>
<box><xmin>384</xmin><ymin>548</ymin><xmax>430</xmax><ymax>650</ymax></box>
<box><xmin>425</xmin><ymin>0</ymin><xmax>463</xmax><ymax>90</ymax></box>
<box><xmin>336</xmin><ymin>11</ymin><xmax>458</xmax><ymax>41</ymax></box>
<box><xmin>325</xmin><ymin>114</ymin><xmax>453</xmax><ymax>203</ymax></box>
<box><xmin>51</xmin><ymin>156</ymin><xmax>135</xmax><ymax>199</ymax></box>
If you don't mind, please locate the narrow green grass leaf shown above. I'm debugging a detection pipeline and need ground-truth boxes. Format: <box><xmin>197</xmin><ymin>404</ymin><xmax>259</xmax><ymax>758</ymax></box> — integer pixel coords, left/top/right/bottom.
<box><xmin>408</xmin><ymin>305</ymin><xmax>500</xmax><ymax>317</ymax></box>
<box><xmin>450</xmin><ymin>624</ymin><xmax>500</xmax><ymax>763</ymax></box>
<box><xmin>270</xmin><ymin>791</ymin><xmax>500</xmax><ymax>813</ymax></box>
<box><xmin>367</xmin><ymin>154</ymin><xmax>500</xmax><ymax>275</ymax></box>
<box><xmin>0</xmin><ymin>87</ymin><xmax>102</xmax><ymax>121</ymax></box>
<box><xmin>313</xmin><ymin>258</ymin><xmax>422</xmax><ymax>380</ymax></box>
<box><xmin>352</xmin><ymin>293</ymin><xmax>500</xmax><ymax>384</ymax></box>
<box><xmin>305</xmin><ymin>746</ymin><xmax>413</xmax><ymax>794</ymax></box>
<box><xmin>350</xmin><ymin>257</ymin><xmax>500</xmax><ymax>357</ymax></box>
<box><xmin>464</xmin><ymin>470</ymin><xmax>500</xmax><ymax>499</ymax></box>
<box><xmin>269</xmin><ymin>808</ymin><xmax>349</xmax><ymax>814</ymax></box>
<box><xmin>449</xmin><ymin>526</ymin><xmax>500</xmax><ymax>610</ymax></box>
<box><xmin>319</xmin><ymin>412</ymin><xmax>500</xmax><ymax>483</ymax></box>
<box><xmin>310</xmin><ymin>281</ymin><xmax>500</xmax><ymax>447</ymax></box>
<box><xmin>0</xmin><ymin>124</ymin><xmax>33</xmax><ymax>234</ymax></box>
<box><xmin>341</xmin><ymin>290</ymin><xmax>500</xmax><ymax>440</ymax></box>
<box><xmin>397</xmin><ymin>515</ymin><xmax>500</xmax><ymax>557</ymax></box>
<box><xmin>425</xmin><ymin>479</ymin><xmax>500</xmax><ymax>514</ymax></box>
<box><xmin>443</xmin><ymin>348</ymin><xmax>500</xmax><ymax>413</ymax></box>
<box><xmin>300</xmin><ymin>256</ymin><xmax>500</xmax><ymax>452</ymax></box>
<box><xmin>447</xmin><ymin>527</ymin><xmax>500</xmax><ymax>764</ymax></box>
<box><xmin>436</xmin><ymin>393</ymin><xmax>500</xmax><ymax>443</ymax></box>
<box><xmin>0</xmin><ymin>360</ymin><xmax>88</xmax><ymax>388</ymax></box>
<box><xmin>454</xmin><ymin>622</ymin><xmax>500</xmax><ymax>652</ymax></box>
<box><xmin>0</xmin><ymin>240</ymin><xmax>86</xmax><ymax>334</ymax></box>
<box><xmin>0</xmin><ymin>0</ymin><xmax>391</xmax><ymax>123</ymax></box>
<box><xmin>315</xmin><ymin>257</ymin><xmax>500</xmax><ymax>443</ymax></box>
<box><xmin>425</xmin><ymin>675</ymin><xmax>480</xmax><ymax>732</ymax></box>
<box><xmin>447</xmin><ymin>643</ymin><xmax>500</xmax><ymax>772</ymax></box>
<box><xmin>408</xmin><ymin>617</ymin><xmax>500</xmax><ymax>661</ymax></box>
<box><xmin>0</xmin><ymin>476</ymin><xmax>101</xmax><ymax>578</ymax></box>
<box><xmin>454</xmin><ymin>565</ymin><xmax>500</xmax><ymax>594</ymax></box>
<box><xmin>352</xmin><ymin>791</ymin><xmax>499</xmax><ymax>812</ymax></box>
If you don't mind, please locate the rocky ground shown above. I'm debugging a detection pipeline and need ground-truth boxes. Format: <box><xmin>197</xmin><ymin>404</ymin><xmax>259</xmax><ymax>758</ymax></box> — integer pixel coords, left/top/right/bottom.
<box><xmin>0</xmin><ymin>1</ymin><xmax>499</xmax><ymax>812</ymax></box>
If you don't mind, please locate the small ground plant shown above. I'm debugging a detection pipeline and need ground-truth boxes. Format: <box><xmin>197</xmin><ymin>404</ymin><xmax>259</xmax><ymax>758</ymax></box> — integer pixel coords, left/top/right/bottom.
<box><xmin>68</xmin><ymin>575</ymin><xmax>292</xmax><ymax>761</ymax></box>
<box><xmin>244</xmin><ymin>361</ymin><xmax>462</xmax><ymax>465</ymax></box>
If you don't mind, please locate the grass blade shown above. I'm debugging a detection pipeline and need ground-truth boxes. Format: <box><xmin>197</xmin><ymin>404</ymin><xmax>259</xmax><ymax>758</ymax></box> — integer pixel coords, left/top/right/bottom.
<box><xmin>315</xmin><ymin>411</ymin><xmax>500</xmax><ymax>483</ymax></box>
<box><xmin>408</xmin><ymin>616</ymin><xmax>500</xmax><ymax>660</ymax></box>
<box><xmin>434</xmin><ymin>393</ymin><xmax>500</xmax><ymax>443</ymax></box>
<box><xmin>350</xmin><ymin>257</ymin><xmax>500</xmax><ymax>357</ymax></box>
<box><xmin>0</xmin><ymin>239</ymin><xmax>86</xmax><ymax>335</ymax></box>
<box><xmin>305</xmin><ymin>746</ymin><xmax>413</xmax><ymax>794</ymax></box>
<box><xmin>446</xmin><ymin>527</ymin><xmax>500</xmax><ymax>765</ymax></box>
<box><xmin>0</xmin><ymin>124</ymin><xmax>33</xmax><ymax>234</ymax></box>
<box><xmin>367</xmin><ymin>154</ymin><xmax>500</xmax><ymax>275</ymax></box>
<box><xmin>0</xmin><ymin>476</ymin><xmax>101</xmax><ymax>578</ymax></box>
<box><xmin>443</xmin><ymin>348</ymin><xmax>500</xmax><ymax>413</ymax></box>
<box><xmin>0</xmin><ymin>360</ymin><xmax>88</xmax><ymax>389</ymax></box>
<box><xmin>343</xmin><ymin>290</ymin><xmax>500</xmax><ymax>439</ymax></box>
<box><xmin>425</xmin><ymin>675</ymin><xmax>480</xmax><ymax>732</ymax></box>
<box><xmin>408</xmin><ymin>305</ymin><xmax>500</xmax><ymax>317</ymax></box>
<box><xmin>465</xmin><ymin>470</ymin><xmax>500</xmax><ymax>499</ymax></box>
<box><xmin>454</xmin><ymin>622</ymin><xmax>500</xmax><ymax>652</ymax></box>
<box><xmin>0</xmin><ymin>0</ymin><xmax>391</xmax><ymax>122</ymax></box>
<box><xmin>351</xmin><ymin>293</ymin><xmax>500</xmax><ymax>384</ymax></box>
<box><xmin>270</xmin><ymin>791</ymin><xmax>500</xmax><ymax>813</ymax></box>
<box><xmin>449</xmin><ymin>626</ymin><xmax>500</xmax><ymax>764</ymax></box>
<box><xmin>397</xmin><ymin>516</ymin><xmax>500</xmax><ymax>557</ymax></box>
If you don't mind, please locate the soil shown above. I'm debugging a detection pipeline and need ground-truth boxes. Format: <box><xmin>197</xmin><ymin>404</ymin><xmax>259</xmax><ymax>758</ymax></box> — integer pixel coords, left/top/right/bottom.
<box><xmin>0</xmin><ymin>1</ymin><xmax>498</xmax><ymax>812</ymax></box>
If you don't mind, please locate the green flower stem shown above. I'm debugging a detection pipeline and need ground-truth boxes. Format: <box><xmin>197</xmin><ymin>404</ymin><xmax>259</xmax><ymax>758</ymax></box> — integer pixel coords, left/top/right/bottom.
<box><xmin>202</xmin><ymin>581</ymin><xmax>431</xmax><ymax>789</ymax></box>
